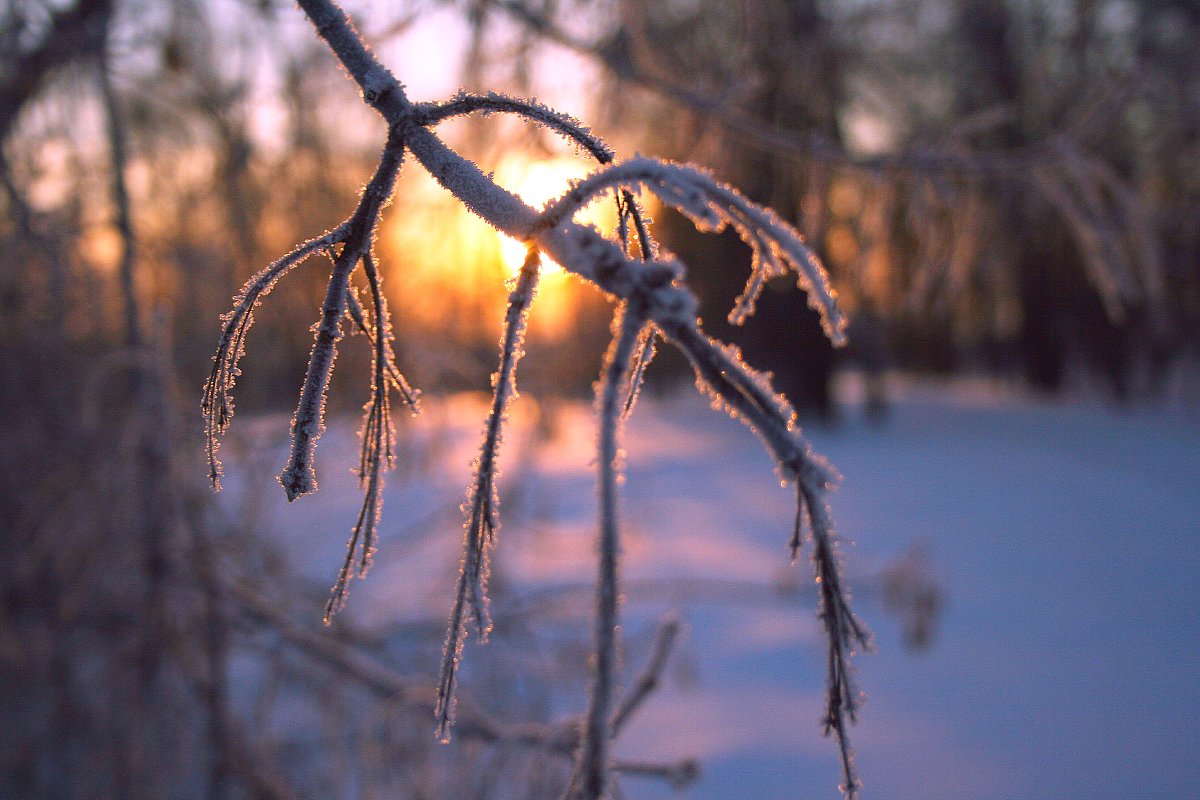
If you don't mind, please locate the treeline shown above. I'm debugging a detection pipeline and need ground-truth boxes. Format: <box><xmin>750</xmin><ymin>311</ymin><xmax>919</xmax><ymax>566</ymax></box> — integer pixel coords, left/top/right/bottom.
<box><xmin>6</xmin><ymin>2</ymin><xmax>1199</xmax><ymax>420</ymax></box>
<box><xmin>482</xmin><ymin>0</ymin><xmax>1200</xmax><ymax>412</ymax></box>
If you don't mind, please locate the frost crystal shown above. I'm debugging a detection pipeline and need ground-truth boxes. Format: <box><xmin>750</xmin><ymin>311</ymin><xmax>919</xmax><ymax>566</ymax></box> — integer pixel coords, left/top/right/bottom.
<box><xmin>436</xmin><ymin>245</ymin><xmax>540</xmax><ymax>741</ymax></box>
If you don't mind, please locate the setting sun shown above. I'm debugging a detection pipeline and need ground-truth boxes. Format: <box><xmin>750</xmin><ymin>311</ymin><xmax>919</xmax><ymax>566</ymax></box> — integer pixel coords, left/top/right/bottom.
<box><xmin>490</xmin><ymin>156</ymin><xmax>619</xmax><ymax>338</ymax></box>
<box><xmin>493</xmin><ymin>156</ymin><xmax>617</xmax><ymax>277</ymax></box>
<box><xmin>380</xmin><ymin>154</ymin><xmax>622</xmax><ymax>342</ymax></box>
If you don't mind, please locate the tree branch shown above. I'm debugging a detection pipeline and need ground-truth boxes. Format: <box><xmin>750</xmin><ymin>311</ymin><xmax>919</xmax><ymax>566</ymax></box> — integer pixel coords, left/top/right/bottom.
<box><xmin>208</xmin><ymin>4</ymin><xmax>869</xmax><ymax>796</ymax></box>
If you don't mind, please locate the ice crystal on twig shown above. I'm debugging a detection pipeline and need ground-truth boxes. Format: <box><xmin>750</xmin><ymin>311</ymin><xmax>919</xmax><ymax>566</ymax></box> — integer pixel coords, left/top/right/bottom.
<box><xmin>346</xmin><ymin>286</ymin><xmax>420</xmax><ymax>409</ymax></box>
<box><xmin>279</xmin><ymin>136</ymin><xmax>405</xmax><ymax>503</ymax></box>
<box><xmin>540</xmin><ymin>157</ymin><xmax>846</xmax><ymax>341</ymax></box>
<box><xmin>435</xmin><ymin>245</ymin><xmax>541</xmax><ymax>743</ymax></box>
<box><xmin>202</xmin><ymin>229</ymin><xmax>346</xmax><ymax>489</ymax></box>
<box><xmin>798</xmin><ymin>484</ymin><xmax>870</xmax><ymax>798</ymax></box>
<box><xmin>203</xmin><ymin>128</ymin><xmax>418</xmax><ymax>624</ymax></box>
<box><xmin>614</xmin><ymin>183</ymin><xmax>660</xmax><ymax>418</ymax></box>
<box><xmin>324</xmin><ymin>253</ymin><xmax>411</xmax><ymax>623</ymax></box>
<box><xmin>571</xmin><ymin>300</ymin><xmax>645</xmax><ymax>800</ymax></box>
<box><xmin>423</xmin><ymin>91</ymin><xmax>615</xmax><ymax>164</ymax></box>
<box><xmin>207</xmin><ymin>4</ymin><xmax>870</xmax><ymax>796</ymax></box>
<box><xmin>622</xmin><ymin>322</ymin><xmax>657</xmax><ymax>418</ymax></box>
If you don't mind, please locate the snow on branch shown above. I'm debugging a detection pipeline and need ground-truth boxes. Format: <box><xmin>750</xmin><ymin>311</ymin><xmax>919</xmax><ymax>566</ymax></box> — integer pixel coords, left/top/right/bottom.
<box><xmin>539</xmin><ymin>157</ymin><xmax>847</xmax><ymax>339</ymax></box>
<box><xmin>435</xmin><ymin>244</ymin><xmax>541</xmax><ymax>743</ymax></box>
<box><xmin>200</xmin><ymin>1</ymin><xmax>871</xmax><ymax>797</ymax></box>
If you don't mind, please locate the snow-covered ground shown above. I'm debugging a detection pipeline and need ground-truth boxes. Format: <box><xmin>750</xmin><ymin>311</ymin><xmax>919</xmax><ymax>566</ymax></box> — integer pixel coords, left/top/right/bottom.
<box><xmin>230</xmin><ymin>379</ymin><xmax>1200</xmax><ymax>800</ymax></box>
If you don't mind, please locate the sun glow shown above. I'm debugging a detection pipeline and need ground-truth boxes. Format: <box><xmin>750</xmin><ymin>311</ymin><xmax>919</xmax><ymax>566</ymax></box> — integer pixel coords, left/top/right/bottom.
<box><xmin>381</xmin><ymin>154</ymin><xmax>620</xmax><ymax>343</ymax></box>
<box><xmin>491</xmin><ymin>156</ymin><xmax>618</xmax><ymax>338</ymax></box>
<box><xmin>494</xmin><ymin>156</ymin><xmax>617</xmax><ymax>277</ymax></box>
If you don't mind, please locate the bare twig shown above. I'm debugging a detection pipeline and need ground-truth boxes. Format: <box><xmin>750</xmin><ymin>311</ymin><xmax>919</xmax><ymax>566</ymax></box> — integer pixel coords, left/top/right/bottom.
<box><xmin>609</xmin><ymin>615</ymin><xmax>680</xmax><ymax>737</ymax></box>
<box><xmin>97</xmin><ymin>37</ymin><xmax>140</xmax><ymax>351</ymax></box>
<box><xmin>233</xmin><ymin>583</ymin><xmax>695</xmax><ymax>787</ymax></box>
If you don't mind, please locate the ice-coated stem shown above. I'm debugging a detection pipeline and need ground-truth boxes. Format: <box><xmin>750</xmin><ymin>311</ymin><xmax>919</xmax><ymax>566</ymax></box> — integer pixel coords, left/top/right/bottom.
<box><xmin>279</xmin><ymin>130</ymin><xmax>404</xmax><ymax>500</ymax></box>
<box><xmin>345</xmin><ymin>286</ymin><xmax>419</xmax><ymax>409</ymax></box>
<box><xmin>436</xmin><ymin>245</ymin><xmax>541</xmax><ymax>742</ymax></box>
<box><xmin>278</xmin><ymin>244</ymin><xmax>356</xmax><ymax>501</ymax></box>
<box><xmin>207</xmin><ymin>4</ymin><xmax>870</xmax><ymax>794</ymax></box>
<box><xmin>423</xmin><ymin>91</ymin><xmax>615</xmax><ymax>163</ymax></box>
<box><xmin>800</xmin><ymin>483</ymin><xmax>869</xmax><ymax>799</ymax></box>
<box><xmin>324</xmin><ymin>253</ymin><xmax>399</xmax><ymax>623</ymax></box>
<box><xmin>572</xmin><ymin>302</ymin><xmax>644</xmax><ymax>800</ymax></box>
<box><xmin>538</xmin><ymin>157</ymin><xmax>845</xmax><ymax>341</ymax></box>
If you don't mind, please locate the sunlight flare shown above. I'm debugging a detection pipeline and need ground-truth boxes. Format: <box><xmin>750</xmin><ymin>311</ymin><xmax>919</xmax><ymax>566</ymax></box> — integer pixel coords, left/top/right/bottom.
<box><xmin>492</xmin><ymin>156</ymin><xmax>618</xmax><ymax>338</ymax></box>
<box><xmin>494</xmin><ymin>156</ymin><xmax>617</xmax><ymax>277</ymax></box>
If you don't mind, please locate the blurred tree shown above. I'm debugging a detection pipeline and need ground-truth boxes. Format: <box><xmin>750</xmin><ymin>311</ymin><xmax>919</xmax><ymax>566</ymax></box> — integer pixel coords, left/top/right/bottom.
<box><xmin>487</xmin><ymin>0</ymin><xmax>1199</xmax><ymax>407</ymax></box>
<box><xmin>629</xmin><ymin>0</ymin><xmax>847</xmax><ymax>418</ymax></box>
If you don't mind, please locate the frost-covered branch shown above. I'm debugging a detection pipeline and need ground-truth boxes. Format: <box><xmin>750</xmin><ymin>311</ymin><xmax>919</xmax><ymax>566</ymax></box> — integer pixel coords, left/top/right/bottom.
<box><xmin>280</xmin><ymin>130</ymin><xmax>405</xmax><ymax>501</ymax></box>
<box><xmin>421</xmin><ymin>91</ymin><xmax>615</xmax><ymax>163</ymax></box>
<box><xmin>436</xmin><ymin>245</ymin><xmax>541</xmax><ymax>742</ymax></box>
<box><xmin>345</xmin><ymin>287</ymin><xmax>420</xmax><ymax>408</ymax></box>
<box><xmin>571</xmin><ymin>302</ymin><xmax>644</xmax><ymax>800</ymax></box>
<box><xmin>203</xmin><ymin>228</ymin><xmax>347</xmax><ymax>488</ymax></box>
<box><xmin>800</xmin><ymin>484</ymin><xmax>870</xmax><ymax>798</ymax></box>
<box><xmin>205</xmin><ymin>2</ymin><xmax>869</xmax><ymax>796</ymax></box>
<box><xmin>324</xmin><ymin>253</ymin><xmax>404</xmax><ymax>623</ymax></box>
<box><xmin>205</xmin><ymin>129</ymin><xmax>417</xmax><ymax>619</ymax></box>
<box><xmin>539</xmin><ymin>157</ymin><xmax>845</xmax><ymax>336</ymax></box>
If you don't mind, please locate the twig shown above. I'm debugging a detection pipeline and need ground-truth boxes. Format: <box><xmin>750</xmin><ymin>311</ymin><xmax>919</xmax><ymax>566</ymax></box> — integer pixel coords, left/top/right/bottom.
<box><xmin>345</xmin><ymin>286</ymin><xmax>420</xmax><ymax>409</ymax></box>
<box><xmin>232</xmin><ymin>583</ymin><xmax>695</xmax><ymax>787</ymax></box>
<box><xmin>571</xmin><ymin>302</ymin><xmax>644</xmax><ymax>800</ymax></box>
<box><xmin>436</xmin><ymin>244</ymin><xmax>541</xmax><ymax>742</ymax></box>
<box><xmin>537</xmin><ymin>156</ymin><xmax>844</xmax><ymax>336</ymax></box>
<box><xmin>609</xmin><ymin>615</ymin><xmax>680</xmax><ymax>737</ymax></box>
<box><xmin>203</xmin><ymin>228</ymin><xmax>347</xmax><ymax>488</ymax></box>
<box><xmin>280</xmin><ymin>129</ymin><xmax>405</xmax><ymax>501</ymax></box>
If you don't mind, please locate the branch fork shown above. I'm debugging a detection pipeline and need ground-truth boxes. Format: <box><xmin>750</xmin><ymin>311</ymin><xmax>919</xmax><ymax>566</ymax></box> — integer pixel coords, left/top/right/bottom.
<box><xmin>202</xmin><ymin>2</ymin><xmax>870</xmax><ymax>796</ymax></box>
